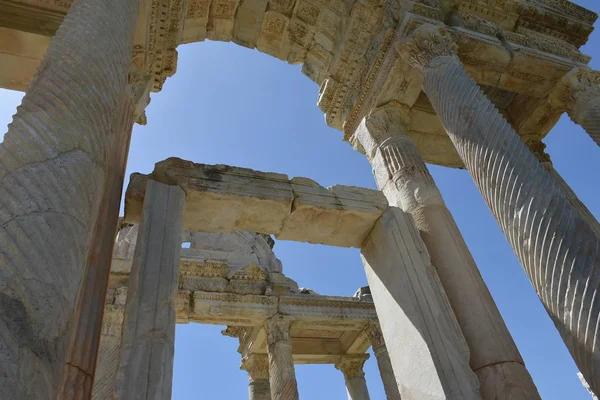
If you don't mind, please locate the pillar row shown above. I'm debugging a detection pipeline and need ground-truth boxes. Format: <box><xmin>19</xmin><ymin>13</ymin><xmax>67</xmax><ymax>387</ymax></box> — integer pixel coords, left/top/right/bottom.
<box><xmin>335</xmin><ymin>355</ymin><xmax>371</xmax><ymax>400</ymax></box>
<box><xmin>265</xmin><ymin>316</ymin><xmax>299</xmax><ymax>400</ymax></box>
<box><xmin>549</xmin><ymin>67</ymin><xmax>600</xmax><ymax>148</ymax></box>
<box><xmin>242</xmin><ymin>353</ymin><xmax>272</xmax><ymax>400</ymax></box>
<box><xmin>353</xmin><ymin>101</ymin><xmax>539</xmax><ymax>399</ymax></box>
<box><xmin>364</xmin><ymin>324</ymin><xmax>401</xmax><ymax>400</ymax></box>
<box><xmin>398</xmin><ymin>24</ymin><xmax>600</xmax><ymax>397</ymax></box>
<box><xmin>114</xmin><ymin>180</ymin><xmax>185</xmax><ymax>400</ymax></box>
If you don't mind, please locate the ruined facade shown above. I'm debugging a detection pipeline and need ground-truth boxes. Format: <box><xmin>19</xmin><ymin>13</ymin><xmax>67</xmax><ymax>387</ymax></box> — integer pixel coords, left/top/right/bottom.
<box><xmin>0</xmin><ymin>0</ymin><xmax>599</xmax><ymax>398</ymax></box>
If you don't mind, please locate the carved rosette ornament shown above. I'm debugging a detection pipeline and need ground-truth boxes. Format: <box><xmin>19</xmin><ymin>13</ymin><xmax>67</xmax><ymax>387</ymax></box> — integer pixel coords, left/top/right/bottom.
<box><xmin>335</xmin><ymin>356</ymin><xmax>369</xmax><ymax>380</ymax></box>
<box><xmin>396</xmin><ymin>25</ymin><xmax>458</xmax><ymax>71</ymax></box>
<box><xmin>549</xmin><ymin>67</ymin><xmax>600</xmax><ymax>147</ymax></box>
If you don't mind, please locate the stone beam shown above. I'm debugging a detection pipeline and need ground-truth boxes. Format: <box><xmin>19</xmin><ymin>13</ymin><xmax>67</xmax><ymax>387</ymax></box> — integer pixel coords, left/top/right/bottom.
<box><xmin>124</xmin><ymin>157</ymin><xmax>388</xmax><ymax>248</ymax></box>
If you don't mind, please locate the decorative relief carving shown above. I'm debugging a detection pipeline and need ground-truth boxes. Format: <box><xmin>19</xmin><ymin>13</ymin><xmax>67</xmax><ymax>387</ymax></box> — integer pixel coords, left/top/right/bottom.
<box><xmin>241</xmin><ymin>353</ymin><xmax>270</xmax><ymax>380</ymax></box>
<box><xmin>364</xmin><ymin>323</ymin><xmax>385</xmax><ymax>350</ymax></box>
<box><xmin>397</xmin><ymin>25</ymin><xmax>458</xmax><ymax>70</ymax></box>
<box><xmin>335</xmin><ymin>355</ymin><xmax>369</xmax><ymax>379</ymax></box>
<box><xmin>550</xmin><ymin>67</ymin><xmax>600</xmax><ymax>121</ymax></box>
<box><xmin>521</xmin><ymin>135</ymin><xmax>551</xmax><ymax>164</ymax></box>
<box><xmin>266</xmin><ymin>316</ymin><xmax>292</xmax><ymax>344</ymax></box>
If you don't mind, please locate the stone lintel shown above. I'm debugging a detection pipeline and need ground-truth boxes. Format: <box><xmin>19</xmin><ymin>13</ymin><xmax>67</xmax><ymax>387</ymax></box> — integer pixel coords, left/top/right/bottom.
<box><xmin>124</xmin><ymin>157</ymin><xmax>388</xmax><ymax>247</ymax></box>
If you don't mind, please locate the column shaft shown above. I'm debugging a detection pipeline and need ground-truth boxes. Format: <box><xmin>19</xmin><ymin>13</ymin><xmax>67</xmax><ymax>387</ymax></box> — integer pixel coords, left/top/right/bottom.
<box><xmin>401</xmin><ymin>24</ymin><xmax>600</xmax><ymax>397</ymax></box>
<box><xmin>114</xmin><ymin>180</ymin><xmax>185</xmax><ymax>400</ymax></box>
<box><xmin>0</xmin><ymin>0</ymin><xmax>139</xmax><ymax>397</ymax></box>
<box><xmin>91</xmin><ymin>288</ymin><xmax>127</xmax><ymax>400</ymax></box>
<box><xmin>242</xmin><ymin>353</ymin><xmax>272</xmax><ymax>400</ymax></box>
<box><xmin>60</xmin><ymin>94</ymin><xmax>135</xmax><ymax>399</ymax></box>
<box><xmin>361</xmin><ymin>207</ymin><xmax>481</xmax><ymax>399</ymax></box>
<box><xmin>365</xmin><ymin>325</ymin><xmax>401</xmax><ymax>400</ymax></box>
<box><xmin>266</xmin><ymin>317</ymin><xmax>299</xmax><ymax>400</ymax></box>
<box><xmin>573</xmin><ymin>96</ymin><xmax>600</xmax><ymax>147</ymax></box>
<box><xmin>355</xmin><ymin>104</ymin><xmax>539</xmax><ymax>398</ymax></box>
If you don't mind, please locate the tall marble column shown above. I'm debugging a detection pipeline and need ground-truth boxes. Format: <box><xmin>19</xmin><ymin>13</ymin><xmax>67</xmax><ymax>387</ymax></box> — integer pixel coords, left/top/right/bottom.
<box><xmin>353</xmin><ymin>102</ymin><xmax>539</xmax><ymax>399</ymax></box>
<box><xmin>114</xmin><ymin>180</ymin><xmax>185</xmax><ymax>400</ymax></box>
<box><xmin>522</xmin><ymin>135</ymin><xmax>600</xmax><ymax>241</ymax></box>
<box><xmin>549</xmin><ymin>67</ymin><xmax>600</xmax><ymax>148</ymax></box>
<box><xmin>364</xmin><ymin>324</ymin><xmax>401</xmax><ymax>400</ymax></box>
<box><xmin>265</xmin><ymin>316</ymin><xmax>299</xmax><ymax>400</ymax></box>
<box><xmin>398</xmin><ymin>24</ymin><xmax>600</xmax><ymax>396</ymax></box>
<box><xmin>241</xmin><ymin>353</ymin><xmax>272</xmax><ymax>400</ymax></box>
<box><xmin>335</xmin><ymin>355</ymin><xmax>371</xmax><ymax>400</ymax></box>
<box><xmin>0</xmin><ymin>0</ymin><xmax>140</xmax><ymax>397</ymax></box>
<box><xmin>361</xmin><ymin>207</ymin><xmax>481</xmax><ymax>399</ymax></box>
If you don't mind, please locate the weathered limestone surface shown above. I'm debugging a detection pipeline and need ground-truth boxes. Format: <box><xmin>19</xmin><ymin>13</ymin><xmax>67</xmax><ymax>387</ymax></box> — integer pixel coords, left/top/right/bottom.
<box><xmin>399</xmin><ymin>24</ymin><xmax>600</xmax><ymax>397</ymax></box>
<box><xmin>124</xmin><ymin>158</ymin><xmax>387</xmax><ymax>247</ymax></box>
<box><xmin>361</xmin><ymin>207</ymin><xmax>481</xmax><ymax>399</ymax></box>
<box><xmin>364</xmin><ymin>324</ymin><xmax>401</xmax><ymax>400</ymax></box>
<box><xmin>0</xmin><ymin>0</ymin><xmax>139</xmax><ymax>397</ymax></box>
<box><xmin>59</xmin><ymin>94</ymin><xmax>136</xmax><ymax>400</ymax></box>
<box><xmin>266</xmin><ymin>316</ymin><xmax>299</xmax><ymax>400</ymax></box>
<box><xmin>91</xmin><ymin>287</ymin><xmax>127</xmax><ymax>400</ymax></box>
<box><xmin>335</xmin><ymin>355</ymin><xmax>371</xmax><ymax>400</ymax></box>
<box><xmin>114</xmin><ymin>181</ymin><xmax>185</xmax><ymax>400</ymax></box>
<box><xmin>549</xmin><ymin>68</ymin><xmax>600</xmax><ymax>148</ymax></box>
<box><xmin>353</xmin><ymin>102</ymin><xmax>540</xmax><ymax>398</ymax></box>
<box><xmin>242</xmin><ymin>353</ymin><xmax>272</xmax><ymax>400</ymax></box>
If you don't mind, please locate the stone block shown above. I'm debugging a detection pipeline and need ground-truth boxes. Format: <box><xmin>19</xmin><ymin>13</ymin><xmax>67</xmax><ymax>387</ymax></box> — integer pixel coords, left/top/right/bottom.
<box><xmin>233</xmin><ymin>0</ymin><xmax>269</xmax><ymax>48</ymax></box>
<box><xmin>124</xmin><ymin>158</ymin><xmax>388</xmax><ymax>247</ymax></box>
<box><xmin>256</xmin><ymin>11</ymin><xmax>289</xmax><ymax>59</ymax></box>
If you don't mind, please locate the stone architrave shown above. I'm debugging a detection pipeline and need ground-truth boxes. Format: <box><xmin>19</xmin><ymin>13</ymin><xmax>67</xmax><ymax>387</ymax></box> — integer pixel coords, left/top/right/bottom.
<box><xmin>361</xmin><ymin>207</ymin><xmax>481</xmax><ymax>399</ymax></box>
<box><xmin>549</xmin><ymin>68</ymin><xmax>600</xmax><ymax>148</ymax></box>
<box><xmin>265</xmin><ymin>316</ymin><xmax>299</xmax><ymax>400</ymax></box>
<box><xmin>353</xmin><ymin>102</ymin><xmax>540</xmax><ymax>399</ymax></box>
<box><xmin>114</xmin><ymin>180</ymin><xmax>185</xmax><ymax>400</ymax></box>
<box><xmin>364</xmin><ymin>324</ymin><xmax>401</xmax><ymax>400</ymax></box>
<box><xmin>0</xmin><ymin>0</ymin><xmax>139</xmax><ymax>397</ymax></box>
<box><xmin>398</xmin><ymin>24</ymin><xmax>600</xmax><ymax>397</ymax></box>
<box><xmin>335</xmin><ymin>355</ymin><xmax>371</xmax><ymax>400</ymax></box>
<box><xmin>241</xmin><ymin>353</ymin><xmax>272</xmax><ymax>400</ymax></box>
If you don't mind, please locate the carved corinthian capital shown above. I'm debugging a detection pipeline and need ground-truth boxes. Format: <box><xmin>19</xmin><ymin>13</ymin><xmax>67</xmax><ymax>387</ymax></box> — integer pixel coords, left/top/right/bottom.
<box><xmin>241</xmin><ymin>353</ymin><xmax>270</xmax><ymax>381</ymax></box>
<box><xmin>397</xmin><ymin>25</ymin><xmax>458</xmax><ymax>71</ymax></box>
<box><xmin>335</xmin><ymin>355</ymin><xmax>369</xmax><ymax>380</ymax></box>
<box><xmin>549</xmin><ymin>67</ymin><xmax>600</xmax><ymax>119</ymax></box>
<box><xmin>354</xmin><ymin>101</ymin><xmax>410</xmax><ymax>159</ymax></box>
<box><xmin>364</xmin><ymin>323</ymin><xmax>386</xmax><ymax>351</ymax></box>
<box><xmin>266</xmin><ymin>316</ymin><xmax>292</xmax><ymax>345</ymax></box>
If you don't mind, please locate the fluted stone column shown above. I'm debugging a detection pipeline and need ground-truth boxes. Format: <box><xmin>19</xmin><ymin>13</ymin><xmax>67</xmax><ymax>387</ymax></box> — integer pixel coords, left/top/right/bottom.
<box><xmin>265</xmin><ymin>316</ymin><xmax>299</xmax><ymax>400</ymax></box>
<box><xmin>361</xmin><ymin>207</ymin><xmax>481</xmax><ymax>399</ymax></box>
<box><xmin>549</xmin><ymin>67</ymin><xmax>600</xmax><ymax>148</ymax></box>
<box><xmin>241</xmin><ymin>354</ymin><xmax>272</xmax><ymax>400</ymax></box>
<box><xmin>114</xmin><ymin>180</ymin><xmax>185</xmax><ymax>400</ymax></box>
<box><xmin>398</xmin><ymin>24</ymin><xmax>600</xmax><ymax>396</ymax></box>
<box><xmin>91</xmin><ymin>287</ymin><xmax>127</xmax><ymax>400</ymax></box>
<box><xmin>364</xmin><ymin>324</ymin><xmax>401</xmax><ymax>400</ymax></box>
<box><xmin>353</xmin><ymin>102</ymin><xmax>539</xmax><ymax>399</ymax></box>
<box><xmin>0</xmin><ymin>0</ymin><xmax>140</xmax><ymax>397</ymax></box>
<box><xmin>335</xmin><ymin>355</ymin><xmax>371</xmax><ymax>400</ymax></box>
<box><xmin>522</xmin><ymin>135</ymin><xmax>600</xmax><ymax>241</ymax></box>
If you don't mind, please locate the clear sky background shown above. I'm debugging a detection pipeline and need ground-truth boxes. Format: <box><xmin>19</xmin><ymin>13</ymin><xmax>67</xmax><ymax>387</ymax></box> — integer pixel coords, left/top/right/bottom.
<box><xmin>1</xmin><ymin>1</ymin><xmax>600</xmax><ymax>398</ymax></box>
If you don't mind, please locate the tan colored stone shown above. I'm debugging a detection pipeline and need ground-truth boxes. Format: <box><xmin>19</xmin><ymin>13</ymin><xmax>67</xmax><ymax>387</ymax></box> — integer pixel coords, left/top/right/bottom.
<box><xmin>124</xmin><ymin>158</ymin><xmax>388</xmax><ymax>248</ymax></box>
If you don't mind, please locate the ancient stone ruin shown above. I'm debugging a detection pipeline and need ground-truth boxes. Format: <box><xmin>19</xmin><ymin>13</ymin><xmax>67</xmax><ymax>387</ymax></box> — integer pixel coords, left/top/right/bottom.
<box><xmin>0</xmin><ymin>0</ymin><xmax>599</xmax><ymax>399</ymax></box>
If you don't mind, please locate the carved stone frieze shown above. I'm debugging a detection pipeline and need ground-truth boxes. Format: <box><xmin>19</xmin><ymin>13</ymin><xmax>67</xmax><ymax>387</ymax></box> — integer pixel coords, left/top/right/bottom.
<box><xmin>549</xmin><ymin>67</ymin><xmax>600</xmax><ymax>118</ymax></box>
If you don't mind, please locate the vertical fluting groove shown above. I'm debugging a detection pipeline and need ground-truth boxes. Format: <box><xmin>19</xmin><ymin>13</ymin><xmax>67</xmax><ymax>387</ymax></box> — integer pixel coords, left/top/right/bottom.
<box><xmin>423</xmin><ymin>55</ymin><xmax>600</xmax><ymax>396</ymax></box>
<box><xmin>266</xmin><ymin>317</ymin><xmax>299</xmax><ymax>400</ymax></box>
<box><xmin>574</xmin><ymin>97</ymin><xmax>600</xmax><ymax>148</ymax></box>
<box><xmin>0</xmin><ymin>0</ymin><xmax>139</xmax><ymax>398</ymax></box>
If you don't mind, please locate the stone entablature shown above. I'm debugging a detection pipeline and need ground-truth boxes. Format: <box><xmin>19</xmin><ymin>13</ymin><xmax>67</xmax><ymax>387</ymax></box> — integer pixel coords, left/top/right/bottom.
<box><xmin>124</xmin><ymin>157</ymin><xmax>389</xmax><ymax>247</ymax></box>
<box><xmin>0</xmin><ymin>0</ymin><xmax>596</xmax><ymax>166</ymax></box>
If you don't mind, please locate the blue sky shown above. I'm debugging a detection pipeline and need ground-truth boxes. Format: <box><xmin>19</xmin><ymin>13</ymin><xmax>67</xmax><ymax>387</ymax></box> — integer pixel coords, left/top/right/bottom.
<box><xmin>1</xmin><ymin>1</ymin><xmax>600</xmax><ymax>398</ymax></box>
